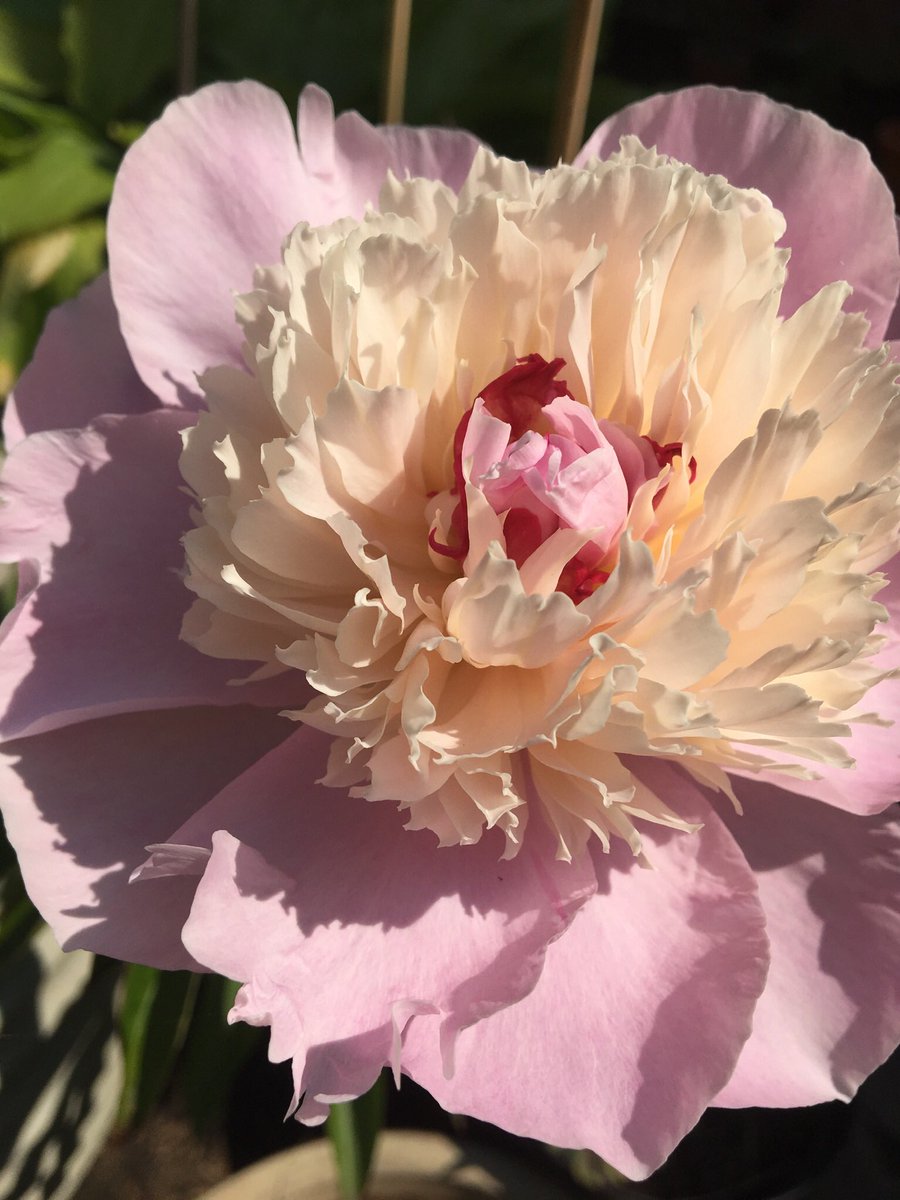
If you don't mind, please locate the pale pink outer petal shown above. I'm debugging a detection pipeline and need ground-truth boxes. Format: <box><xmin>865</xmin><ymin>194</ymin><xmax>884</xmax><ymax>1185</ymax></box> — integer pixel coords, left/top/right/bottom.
<box><xmin>757</xmin><ymin>674</ymin><xmax>900</xmax><ymax>816</ymax></box>
<box><xmin>4</xmin><ymin>274</ymin><xmax>158</xmax><ymax>450</ymax></box>
<box><xmin>378</xmin><ymin>123</ymin><xmax>482</xmax><ymax>192</ymax></box>
<box><xmin>577</xmin><ymin>87</ymin><xmax>900</xmax><ymax>342</ymax></box>
<box><xmin>0</xmin><ymin>410</ymin><xmax>303</xmax><ymax>741</ymax></box>
<box><xmin>402</xmin><ymin>767</ymin><xmax>769</xmax><ymax>1181</ymax></box>
<box><xmin>108</xmin><ymin>81</ymin><xmax>311</xmax><ymax>405</ymax></box>
<box><xmin>108</xmin><ymin>81</ymin><xmax>482</xmax><ymax>405</ymax></box>
<box><xmin>880</xmin><ymin>551</ymin><xmax>900</xmax><ymax>625</ymax></box>
<box><xmin>296</xmin><ymin>84</ymin><xmax>482</xmax><ymax>214</ymax></box>
<box><xmin>164</xmin><ymin>728</ymin><xmax>597</xmax><ymax>1121</ymax></box>
<box><xmin>889</xmin><ymin>216</ymin><xmax>900</xmax><ymax>348</ymax></box>
<box><xmin>715</xmin><ymin>777</ymin><xmax>900</xmax><ymax>1108</ymax></box>
<box><xmin>0</xmin><ymin>705</ymin><xmax>291</xmax><ymax>968</ymax></box>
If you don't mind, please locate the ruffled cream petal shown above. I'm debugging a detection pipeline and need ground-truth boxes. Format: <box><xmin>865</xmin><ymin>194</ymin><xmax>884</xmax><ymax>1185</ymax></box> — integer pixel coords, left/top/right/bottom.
<box><xmin>177</xmin><ymin>138</ymin><xmax>900</xmax><ymax>855</ymax></box>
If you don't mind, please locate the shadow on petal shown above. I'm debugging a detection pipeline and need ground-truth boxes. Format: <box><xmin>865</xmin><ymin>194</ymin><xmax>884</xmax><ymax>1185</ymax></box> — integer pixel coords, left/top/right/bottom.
<box><xmin>0</xmin><ymin>410</ymin><xmax>304</xmax><ymax>743</ymax></box>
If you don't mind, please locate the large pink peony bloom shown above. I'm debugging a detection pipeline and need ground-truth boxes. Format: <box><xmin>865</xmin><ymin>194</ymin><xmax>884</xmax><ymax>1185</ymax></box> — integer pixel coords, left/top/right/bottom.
<box><xmin>2</xmin><ymin>82</ymin><xmax>900</xmax><ymax>1179</ymax></box>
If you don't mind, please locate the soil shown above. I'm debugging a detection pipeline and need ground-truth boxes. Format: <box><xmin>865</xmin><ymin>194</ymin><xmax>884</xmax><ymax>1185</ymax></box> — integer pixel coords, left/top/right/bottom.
<box><xmin>73</xmin><ymin>1106</ymin><xmax>230</xmax><ymax>1200</ymax></box>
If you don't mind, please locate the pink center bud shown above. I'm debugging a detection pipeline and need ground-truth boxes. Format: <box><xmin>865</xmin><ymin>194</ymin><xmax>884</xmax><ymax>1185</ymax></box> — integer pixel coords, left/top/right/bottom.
<box><xmin>430</xmin><ymin>355</ymin><xmax>693</xmax><ymax>601</ymax></box>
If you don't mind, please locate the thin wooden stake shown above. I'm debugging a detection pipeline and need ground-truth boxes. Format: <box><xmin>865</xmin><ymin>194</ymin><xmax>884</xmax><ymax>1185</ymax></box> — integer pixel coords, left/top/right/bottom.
<box><xmin>177</xmin><ymin>0</ymin><xmax>199</xmax><ymax>96</ymax></box>
<box><xmin>549</xmin><ymin>0</ymin><xmax>605</xmax><ymax>164</ymax></box>
<box><xmin>383</xmin><ymin>0</ymin><xmax>413</xmax><ymax>124</ymax></box>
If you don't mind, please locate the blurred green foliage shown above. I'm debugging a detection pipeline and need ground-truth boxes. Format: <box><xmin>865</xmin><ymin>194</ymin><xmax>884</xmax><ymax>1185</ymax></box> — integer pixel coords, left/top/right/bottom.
<box><xmin>0</xmin><ymin>0</ymin><xmax>642</xmax><ymax>397</ymax></box>
<box><xmin>117</xmin><ymin>965</ymin><xmax>200</xmax><ymax>1130</ymax></box>
<box><xmin>60</xmin><ymin>0</ymin><xmax>177</xmax><ymax>125</ymax></box>
<box><xmin>0</xmin><ymin>0</ymin><xmax>178</xmax><ymax>392</ymax></box>
<box><xmin>0</xmin><ymin>805</ymin><xmax>41</xmax><ymax>959</ymax></box>
<box><xmin>326</xmin><ymin>1073</ymin><xmax>388</xmax><ymax>1200</ymax></box>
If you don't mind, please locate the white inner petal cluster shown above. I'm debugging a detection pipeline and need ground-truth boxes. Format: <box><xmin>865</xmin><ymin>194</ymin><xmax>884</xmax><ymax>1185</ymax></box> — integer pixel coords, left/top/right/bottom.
<box><xmin>180</xmin><ymin>141</ymin><xmax>899</xmax><ymax>860</ymax></box>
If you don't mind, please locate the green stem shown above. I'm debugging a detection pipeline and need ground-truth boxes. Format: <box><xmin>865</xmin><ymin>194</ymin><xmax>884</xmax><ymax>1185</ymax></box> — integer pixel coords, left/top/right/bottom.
<box><xmin>326</xmin><ymin>1072</ymin><xmax>388</xmax><ymax>1199</ymax></box>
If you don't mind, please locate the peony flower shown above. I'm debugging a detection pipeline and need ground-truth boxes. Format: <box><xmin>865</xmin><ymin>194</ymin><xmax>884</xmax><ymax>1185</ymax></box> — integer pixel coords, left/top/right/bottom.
<box><xmin>2</xmin><ymin>81</ymin><xmax>900</xmax><ymax>1179</ymax></box>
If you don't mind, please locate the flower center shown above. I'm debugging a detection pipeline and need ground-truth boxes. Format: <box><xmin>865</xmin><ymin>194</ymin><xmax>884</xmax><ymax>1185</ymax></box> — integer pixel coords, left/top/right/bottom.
<box><xmin>178</xmin><ymin>143</ymin><xmax>897</xmax><ymax>861</ymax></box>
<box><xmin>428</xmin><ymin>354</ymin><xmax>693</xmax><ymax>601</ymax></box>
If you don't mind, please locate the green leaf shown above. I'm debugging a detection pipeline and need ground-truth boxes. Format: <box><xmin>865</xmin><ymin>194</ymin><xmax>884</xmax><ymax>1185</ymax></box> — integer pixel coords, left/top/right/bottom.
<box><xmin>0</xmin><ymin>218</ymin><xmax>106</xmax><ymax>392</ymax></box>
<box><xmin>3</xmin><ymin>0</ymin><xmax>65</xmax><ymax>20</ymax></box>
<box><xmin>0</xmin><ymin>817</ymin><xmax>41</xmax><ymax>959</ymax></box>
<box><xmin>61</xmin><ymin>0</ymin><xmax>177</xmax><ymax>125</ymax></box>
<box><xmin>0</xmin><ymin>126</ymin><xmax>113</xmax><ymax>242</ymax></box>
<box><xmin>180</xmin><ymin>974</ymin><xmax>262</xmax><ymax>1136</ymax></box>
<box><xmin>0</xmin><ymin>84</ymin><xmax>89</xmax><ymax>134</ymax></box>
<box><xmin>0</xmin><ymin>88</ymin><xmax>86</xmax><ymax>167</ymax></box>
<box><xmin>0</xmin><ymin>7</ymin><xmax>65</xmax><ymax>98</ymax></box>
<box><xmin>326</xmin><ymin>1072</ymin><xmax>388</xmax><ymax>1200</ymax></box>
<box><xmin>106</xmin><ymin>119</ymin><xmax>147</xmax><ymax>149</ymax></box>
<box><xmin>117</xmin><ymin>964</ymin><xmax>199</xmax><ymax>1128</ymax></box>
<box><xmin>0</xmin><ymin>564</ymin><xmax>17</xmax><ymax>617</ymax></box>
<box><xmin>0</xmin><ymin>877</ymin><xmax>41</xmax><ymax>957</ymax></box>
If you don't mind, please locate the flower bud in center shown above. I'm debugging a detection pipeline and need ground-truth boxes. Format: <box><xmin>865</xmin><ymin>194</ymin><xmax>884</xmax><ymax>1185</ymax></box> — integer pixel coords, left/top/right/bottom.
<box><xmin>430</xmin><ymin>354</ymin><xmax>634</xmax><ymax>600</ymax></box>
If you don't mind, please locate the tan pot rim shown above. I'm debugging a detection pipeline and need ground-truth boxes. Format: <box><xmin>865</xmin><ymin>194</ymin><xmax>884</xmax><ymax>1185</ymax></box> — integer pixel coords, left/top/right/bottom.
<box><xmin>197</xmin><ymin>1129</ymin><xmax>580</xmax><ymax>1199</ymax></box>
